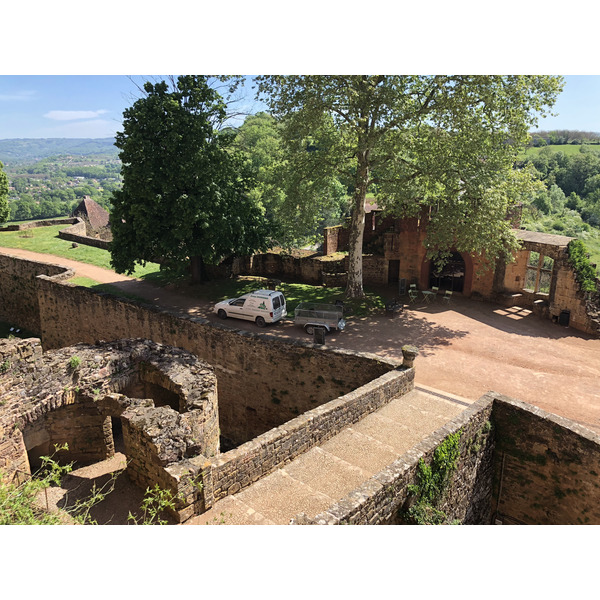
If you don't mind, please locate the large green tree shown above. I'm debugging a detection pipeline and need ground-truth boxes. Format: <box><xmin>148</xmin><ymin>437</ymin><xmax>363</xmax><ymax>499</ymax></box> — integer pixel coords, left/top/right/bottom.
<box><xmin>110</xmin><ymin>76</ymin><xmax>269</xmax><ymax>281</ymax></box>
<box><xmin>257</xmin><ymin>75</ymin><xmax>564</xmax><ymax>298</ymax></box>
<box><xmin>235</xmin><ymin>111</ymin><xmax>348</xmax><ymax>248</ymax></box>
<box><xmin>0</xmin><ymin>161</ymin><xmax>9</xmax><ymax>224</ymax></box>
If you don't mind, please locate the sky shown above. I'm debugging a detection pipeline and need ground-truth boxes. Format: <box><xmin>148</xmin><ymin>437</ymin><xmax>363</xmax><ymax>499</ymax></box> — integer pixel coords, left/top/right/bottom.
<box><xmin>0</xmin><ymin>75</ymin><xmax>264</xmax><ymax>139</ymax></box>
<box><xmin>1</xmin><ymin>74</ymin><xmax>600</xmax><ymax>139</ymax></box>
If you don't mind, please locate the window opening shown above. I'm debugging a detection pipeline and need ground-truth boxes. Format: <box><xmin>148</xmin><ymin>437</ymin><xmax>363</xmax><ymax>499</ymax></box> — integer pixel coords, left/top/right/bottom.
<box><xmin>524</xmin><ymin>251</ymin><xmax>554</xmax><ymax>294</ymax></box>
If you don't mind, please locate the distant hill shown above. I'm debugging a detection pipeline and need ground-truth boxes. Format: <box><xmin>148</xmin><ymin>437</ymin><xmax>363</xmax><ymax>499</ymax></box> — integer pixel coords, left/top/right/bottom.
<box><xmin>0</xmin><ymin>138</ymin><xmax>118</xmax><ymax>163</ymax></box>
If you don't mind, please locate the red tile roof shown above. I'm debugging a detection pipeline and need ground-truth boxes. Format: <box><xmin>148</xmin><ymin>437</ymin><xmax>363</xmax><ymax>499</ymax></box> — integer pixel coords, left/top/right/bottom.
<box><xmin>72</xmin><ymin>196</ymin><xmax>110</xmax><ymax>230</ymax></box>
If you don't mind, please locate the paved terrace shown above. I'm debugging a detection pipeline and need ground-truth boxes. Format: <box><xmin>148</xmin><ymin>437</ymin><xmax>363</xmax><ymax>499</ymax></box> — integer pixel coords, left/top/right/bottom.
<box><xmin>189</xmin><ymin>385</ymin><xmax>471</xmax><ymax>525</ymax></box>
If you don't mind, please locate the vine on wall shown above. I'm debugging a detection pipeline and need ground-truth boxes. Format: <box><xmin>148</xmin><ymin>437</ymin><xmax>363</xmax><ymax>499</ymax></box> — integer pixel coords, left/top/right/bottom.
<box><xmin>567</xmin><ymin>239</ymin><xmax>598</xmax><ymax>293</ymax></box>
<box><xmin>401</xmin><ymin>431</ymin><xmax>462</xmax><ymax>525</ymax></box>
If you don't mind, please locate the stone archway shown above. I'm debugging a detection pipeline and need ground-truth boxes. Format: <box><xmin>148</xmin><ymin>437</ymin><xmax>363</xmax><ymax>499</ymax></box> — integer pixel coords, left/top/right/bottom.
<box><xmin>420</xmin><ymin>251</ymin><xmax>474</xmax><ymax>295</ymax></box>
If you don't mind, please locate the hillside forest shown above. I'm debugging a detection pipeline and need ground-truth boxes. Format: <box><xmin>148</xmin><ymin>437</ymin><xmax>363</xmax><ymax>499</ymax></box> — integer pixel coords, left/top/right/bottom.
<box><xmin>1</xmin><ymin>129</ymin><xmax>600</xmax><ymax>270</ymax></box>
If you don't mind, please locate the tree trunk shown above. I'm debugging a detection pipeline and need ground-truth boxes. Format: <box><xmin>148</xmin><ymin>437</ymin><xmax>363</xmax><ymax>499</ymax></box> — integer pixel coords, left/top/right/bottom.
<box><xmin>190</xmin><ymin>255</ymin><xmax>204</xmax><ymax>283</ymax></box>
<box><xmin>345</xmin><ymin>151</ymin><xmax>369</xmax><ymax>299</ymax></box>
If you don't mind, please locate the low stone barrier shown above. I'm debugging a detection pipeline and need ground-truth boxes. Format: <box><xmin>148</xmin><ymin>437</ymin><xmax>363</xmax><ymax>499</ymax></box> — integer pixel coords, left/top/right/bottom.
<box><xmin>200</xmin><ymin>367</ymin><xmax>413</xmax><ymax>509</ymax></box>
<box><xmin>296</xmin><ymin>393</ymin><xmax>496</xmax><ymax>525</ymax></box>
<box><xmin>57</xmin><ymin>218</ymin><xmax>111</xmax><ymax>250</ymax></box>
<box><xmin>0</xmin><ymin>218</ymin><xmax>78</xmax><ymax>232</ymax></box>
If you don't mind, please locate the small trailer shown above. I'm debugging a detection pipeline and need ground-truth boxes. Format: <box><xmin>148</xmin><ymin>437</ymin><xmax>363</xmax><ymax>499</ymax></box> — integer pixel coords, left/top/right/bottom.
<box><xmin>294</xmin><ymin>302</ymin><xmax>346</xmax><ymax>335</ymax></box>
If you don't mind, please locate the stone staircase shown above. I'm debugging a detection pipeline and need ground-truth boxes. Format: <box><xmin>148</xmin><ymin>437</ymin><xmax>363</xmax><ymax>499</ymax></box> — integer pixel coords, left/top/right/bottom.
<box><xmin>188</xmin><ymin>386</ymin><xmax>472</xmax><ymax>525</ymax></box>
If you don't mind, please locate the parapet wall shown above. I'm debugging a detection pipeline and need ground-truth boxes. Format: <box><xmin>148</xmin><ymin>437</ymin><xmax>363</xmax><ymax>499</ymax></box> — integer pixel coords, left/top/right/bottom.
<box><xmin>0</xmin><ymin>253</ymin><xmax>399</xmax><ymax>447</ymax></box>
<box><xmin>202</xmin><ymin>368</ymin><xmax>414</xmax><ymax>508</ymax></box>
<box><xmin>491</xmin><ymin>393</ymin><xmax>600</xmax><ymax>524</ymax></box>
<box><xmin>0</xmin><ymin>218</ymin><xmax>78</xmax><ymax>232</ymax></box>
<box><xmin>293</xmin><ymin>391</ymin><xmax>600</xmax><ymax>525</ymax></box>
<box><xmin>0</xmin><ymin>252</ymin><xmax>74</xmax><ymax>334</ymax></box>
<box><xmin>299</xmin><ymin>393</ymin><xmax>496</xmax><ymax>525</ymax></box>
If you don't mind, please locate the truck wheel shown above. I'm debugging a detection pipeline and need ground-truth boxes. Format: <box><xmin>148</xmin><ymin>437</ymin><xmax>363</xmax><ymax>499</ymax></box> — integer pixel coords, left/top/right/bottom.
<box><xmin>256</xmin><ymin>316</ymin><xmax>266</xmax><ymax>328</ymax></box>
<box><xmin>217</xmin><ymin>309</ymin><xmax>227</xmax><ymax>319</ymax></box>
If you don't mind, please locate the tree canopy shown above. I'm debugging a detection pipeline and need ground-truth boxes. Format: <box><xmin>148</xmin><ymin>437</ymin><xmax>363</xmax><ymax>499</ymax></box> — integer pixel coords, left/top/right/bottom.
<box><xmin>256</xmin><ymin>75</ymin><xmax>564</xmax><ymax>298</ymax></box>
<box><xmin>0</xmin><ymin>162</ymin><xmax>9</xmax><ymax>224</ymax></box>
<box><xmin>235</xmin><ymin>111</ymin><xmax>348</xmax><ymax>248</ymax></box>
<box><xmin>110</xmin><ymin>76</ymin><xmax>269</xmax><ymax>281</ymax></box>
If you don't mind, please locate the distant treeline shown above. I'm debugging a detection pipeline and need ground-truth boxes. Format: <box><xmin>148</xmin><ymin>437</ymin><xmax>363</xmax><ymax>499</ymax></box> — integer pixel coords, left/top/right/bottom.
<box><xmin>0</xmin><ymin>138</ymin><xmax>118</xmax><ymax>162</ymax></box>
<box><xmin>530</xmin><ymin>130</ymin><xmax>600</xmax><ymax>147</ymax></box>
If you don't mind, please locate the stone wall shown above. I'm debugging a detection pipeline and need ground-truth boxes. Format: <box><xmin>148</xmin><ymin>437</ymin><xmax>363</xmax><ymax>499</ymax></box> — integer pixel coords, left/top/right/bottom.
<box><xmin>201</xmin><ymin>368</ymin><xmax>414</xmax><ymax>508</ymax></box>
<box><xmin>57</xmin><ymin>218</ymin><xmax>111</xmax><ymax>250</ymax></box>
<box><xmin>0</xmin><ymin>253</ymin><xmax>399</xmax><ymax>446</ymax></box>
<box><xmin>297</xmin><ymin>393</ymin><xmax>495</xmax><ymax>525</ymax></box>
<box><xmin>290</xmin><ymin>391</ymin><xmax>600</xmax><ymax>525</ymax></box>
<box><xmin>0</xmin><ymin>252</ymin><xmax>74</xmax><ymax>334</ymax></box>
<box><xmin>499</xmin><ymin>239</ymin><xmax>594</xmax><ymax>333</ymax></box>
<box><xmin>491</xmin><ymin>393</ymin><xmax>600</xmax><ymax>525</ymax></box>
<box><xmin>0</xmin><ymin>218</ymin><xmax>78</xmax><ymax>232</ymax></box>
<box><xmin>0</xmin><ymin>338</ymin><xmax>221</xmax><ymax>522</ymax></box>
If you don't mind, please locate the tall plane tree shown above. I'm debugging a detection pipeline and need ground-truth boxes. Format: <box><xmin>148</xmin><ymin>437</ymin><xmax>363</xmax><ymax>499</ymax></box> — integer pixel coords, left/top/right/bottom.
<box><xmin>111</xmin><ymin>76</ymin><xmax>268</xmax><ymax>282</ymax></box>
<box><xmin>257</xmin><ymin>76</ymin><xmax>563</xmax><ymax>298</ymax></box>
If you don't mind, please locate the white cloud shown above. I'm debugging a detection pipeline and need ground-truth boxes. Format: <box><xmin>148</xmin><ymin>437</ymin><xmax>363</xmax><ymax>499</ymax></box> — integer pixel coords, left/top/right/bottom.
<box><xmin>0</xmin><ymin>90</ymin><xmax>37</xmax><ymax>101</ymax></box>
<box><xmin>38</xmin><ymin>118</ymin><xmax>121</xmax><ymax>138</ymax></box>
<box><xmin>44</xmin><ymin>109</ymin><xmax>109</xmax><ymax>121</ymax></box>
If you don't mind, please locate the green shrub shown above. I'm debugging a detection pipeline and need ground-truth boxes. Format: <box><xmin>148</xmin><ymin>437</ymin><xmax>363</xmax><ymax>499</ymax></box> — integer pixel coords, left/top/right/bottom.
<box><xmin>68</xmin><ymin>355</ymin><xmax>81</xmax><ymax>370</ymax></box>
<box><xmin>567</xmin><ymin>239</ymin><xmax>598</xmax><ymax>293</ymax></box>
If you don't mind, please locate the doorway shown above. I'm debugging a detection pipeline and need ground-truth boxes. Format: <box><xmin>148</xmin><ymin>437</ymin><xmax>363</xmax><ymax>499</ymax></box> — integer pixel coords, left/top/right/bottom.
<box><xmin>429</xmin><ymin>252</ymin><xmax>465</xmax><ymax>293</ymax></box>
<box><xmin>388</xmin><ymin>260</ymin><xmax>400</xmax><ymax>284</ymax></box>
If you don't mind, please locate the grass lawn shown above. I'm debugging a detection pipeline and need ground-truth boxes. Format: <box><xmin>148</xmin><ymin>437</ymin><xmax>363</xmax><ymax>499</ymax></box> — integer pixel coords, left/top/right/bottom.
<box><xmin>519</xmin><ymin>144</ymin><xmax>600</xmax><ymax>159</ymax></box>
<box><xmin>184</xmin><ymin>276</ymin><xmax>386</xmax><ymax>317</ymax></box>
<box><xmin>69</xmin><ymin>274</ymin><xmax>387</xmax><ymax>317</ymax></box>
<box><xmin>0</xmin><ymin>225</ymin><xmax>386</xmax><ymax>315</ymax></box>
<box><xmin>68</xmin><ymin>277</ymin><xmax>153</xmax><ymax>305</ymax></box>
<box><xmin>0</xmin><ymin>224</ymin><xmax>171</xmax><ymax>283</ymax></box>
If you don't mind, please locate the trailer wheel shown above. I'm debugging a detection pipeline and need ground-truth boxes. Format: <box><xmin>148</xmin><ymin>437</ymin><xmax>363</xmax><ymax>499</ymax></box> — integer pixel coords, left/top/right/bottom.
<box><xmin>304</xmin><ymin>324</ymin><xmax>326</xmax><ymax>336</ymax></box>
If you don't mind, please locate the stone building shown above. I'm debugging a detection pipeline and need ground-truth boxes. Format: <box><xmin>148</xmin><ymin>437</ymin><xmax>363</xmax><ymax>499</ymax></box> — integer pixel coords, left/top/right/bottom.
<box><xmin>322</xmin><ymin>209</ymin><xmax>600</xmax><ymax>335</ymax></box>
<box><xmin>72</xmin><ymin>196</ymin><xmax>110</xmax><ymax>232</ymax></box>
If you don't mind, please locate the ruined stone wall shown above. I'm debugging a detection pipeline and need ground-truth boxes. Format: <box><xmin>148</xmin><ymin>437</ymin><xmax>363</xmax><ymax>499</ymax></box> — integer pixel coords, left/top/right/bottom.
<box><xmin>34</xmin><ymin>273</ymin><xmax>397</xmax><ymax>446</ymax></box>
<box><xmin>202</xmin><ymin>368</ymin><xmax>414</xmax><ymax>507</ymax></box>
<box><xmin>57</xmin><ymin>218</ymin><xmax>111</xmax><ymax>250</ymax></box>
<box><xmin>491</xmin><ymin>393</ymin><xmax>600</xmax><ymax>525</ymax></box>
<box><xmin>249</xmin><ymin>252</ymin><xmax>324</xmax><ymax>285</ymax></box>
<box><xmin>500</xmin><ymin>241</ymin><xmax>592</xmax><ymax>332</ymax></box>
<box><xmin>550</xmin><ymin>258</ymin><xmax>590</xmax><ymax>332</ymax></box>
<box><xmin>299</xmin><ymin>394</ymin><xmax>496</xmax><ymax>525</ymax></box>
<box><xmin>0</xmin><ymin>218</ymin><xmax>78</xmax><ymax>232</ymax></box>
<box><xmin>23</xmin><ymin>401</ymin><xmax>112</xmax><ymax>468</ymax></box>
<box><xmin>0</xmin><ymin>253</ymin><xmax>74</xmax><ymax>334</ymax></box>
<box><xmin>0</xmin><ymin>338</ymin><xmax>221</xmax><ymax>521</ymax></box>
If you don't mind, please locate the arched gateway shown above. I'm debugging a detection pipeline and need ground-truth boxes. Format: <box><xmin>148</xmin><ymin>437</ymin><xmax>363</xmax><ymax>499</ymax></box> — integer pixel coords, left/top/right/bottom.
<box><xmin>420</xmin><ymin>251</ymin><xmax>474</xmax><ymax>295</ymax></box>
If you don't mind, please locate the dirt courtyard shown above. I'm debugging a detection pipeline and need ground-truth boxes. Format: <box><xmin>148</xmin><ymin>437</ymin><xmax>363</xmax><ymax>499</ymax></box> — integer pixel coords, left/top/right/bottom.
<box><xmin>3</xmin><ymin>246</ymin><xmax>600</xmax><ymax>435</ymax></box>
<box><xmin>202</xmin><ymin>291</ymin><xmax>600</xmax><ymax>434</ymax></box>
